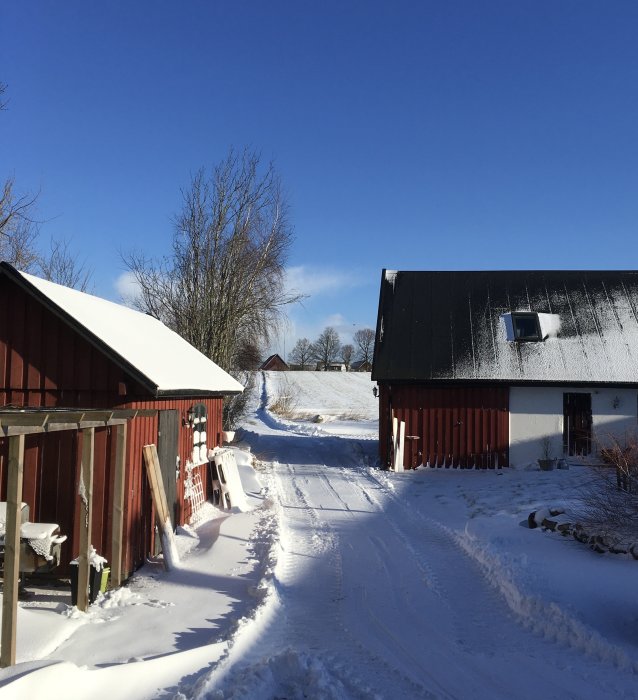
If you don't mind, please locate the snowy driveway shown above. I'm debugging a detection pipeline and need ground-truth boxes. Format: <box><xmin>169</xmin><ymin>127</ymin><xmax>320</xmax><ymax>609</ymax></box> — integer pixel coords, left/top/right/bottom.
<box><xmin>196</xmin><ymin>384</ymin><xmax>638</xmax><ymax>699</ymax></box>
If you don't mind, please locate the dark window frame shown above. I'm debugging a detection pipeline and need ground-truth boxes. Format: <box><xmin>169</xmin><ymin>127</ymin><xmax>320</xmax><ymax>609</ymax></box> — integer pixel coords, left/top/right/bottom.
<box><xmin>511</xmin><ymin>312</ymin><xmax>543</xmax><ymax>342</ymax></box>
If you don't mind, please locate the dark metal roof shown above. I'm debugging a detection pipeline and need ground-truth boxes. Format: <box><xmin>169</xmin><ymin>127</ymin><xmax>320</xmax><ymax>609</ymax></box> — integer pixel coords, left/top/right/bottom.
<box><xmin>372</xmin><ymin>269</ymin><xmax>638</xmax><ymax>385</ymax></box>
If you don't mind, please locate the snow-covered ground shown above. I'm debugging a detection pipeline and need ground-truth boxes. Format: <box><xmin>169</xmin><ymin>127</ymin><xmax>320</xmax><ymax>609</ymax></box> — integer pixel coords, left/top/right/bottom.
<box><xmin>1</xmin><ymin>370</ymin><xmax>638</xmax><ymax>698</ymax></box>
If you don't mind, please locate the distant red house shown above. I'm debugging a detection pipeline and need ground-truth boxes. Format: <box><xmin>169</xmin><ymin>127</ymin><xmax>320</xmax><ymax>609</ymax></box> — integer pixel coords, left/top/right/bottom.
<box><xmin>0</xmin><ymin>262</ymin><xmax>243</xmax><ymax>579</ymax></box>
<box><xmin>260</xmin><ymin>354</ymin><xmax>289</xmax><ymax>371</ymax></box>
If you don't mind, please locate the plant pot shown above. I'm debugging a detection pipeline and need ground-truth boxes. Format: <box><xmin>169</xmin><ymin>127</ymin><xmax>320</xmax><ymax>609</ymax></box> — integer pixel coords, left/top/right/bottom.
<box><xmin>70</xmin><ymin>564</ymin><xmax>110</xmax><ymax>606</ymax></box>
<box><xmin>538</xmin><ymin>458</ymin><xmax>557</xmax><ymax>471</ymax></box>
<box><xmin>222</xmin><ymin>430</ymin><xmax>235</xmax><ymax>443</ymax></box>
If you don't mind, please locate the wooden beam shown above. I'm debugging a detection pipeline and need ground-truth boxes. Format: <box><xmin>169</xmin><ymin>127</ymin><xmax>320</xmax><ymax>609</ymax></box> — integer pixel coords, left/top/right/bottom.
<box><xmin>111</xmin><ymin>423</ymin><xmax>127</xmax><ymax>587</ymax></box>
<box><xmin>1</xmin><ymin>434</ymin><xmax>25</xmax><ymax>668</ymax></box>
<box><xmin>76</xmin><ymin>428</ymin><xmax>95</xmax><ymax>612</ymax></box>
<box><xmin>0</xmin><ymin>414</ymin><xmax>49</xmax><ymax>428</ymax></box>
<box><xmin>1</xmin><ymin>418</ymin><xmax>129</xmax><ymax>438</ymax></box>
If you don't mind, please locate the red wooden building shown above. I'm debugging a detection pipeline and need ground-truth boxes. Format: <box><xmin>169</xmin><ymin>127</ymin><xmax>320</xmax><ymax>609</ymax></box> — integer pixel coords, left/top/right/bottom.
<box><xmin>373</xmin><ymin>269</ymin><xmax>638</xmax><ymax>470</ymax></box>
<box><xmin>0</xmin><ymin>262</ymin><xmax>243</xmax><ymax>579</ymax></box>
<box><xmin>260</xmin><ymin>354</ymin><xmax>289</xmax><ymax>371</ymax></box>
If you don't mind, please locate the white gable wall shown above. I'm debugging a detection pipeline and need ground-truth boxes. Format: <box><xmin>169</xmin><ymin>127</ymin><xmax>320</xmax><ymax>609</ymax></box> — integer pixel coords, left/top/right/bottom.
<box><xmin>509</xmin><ymin>386</ymin><xmax>638</xmax><ymax>465</ymax></box>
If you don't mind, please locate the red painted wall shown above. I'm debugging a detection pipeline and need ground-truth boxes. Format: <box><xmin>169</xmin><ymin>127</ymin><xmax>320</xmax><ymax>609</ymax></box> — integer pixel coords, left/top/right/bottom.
<box><xmin>379</xmin><ymin>383</ymin><xmax>509</xmax><ymax>469</ymax></box>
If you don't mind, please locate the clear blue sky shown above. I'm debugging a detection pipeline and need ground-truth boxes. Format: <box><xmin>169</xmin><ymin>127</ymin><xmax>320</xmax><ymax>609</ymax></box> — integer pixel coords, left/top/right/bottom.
<box><xmin>2</xmin><ymin>1</ymin><xmax>638</xmax><ymax>357</ymax></box>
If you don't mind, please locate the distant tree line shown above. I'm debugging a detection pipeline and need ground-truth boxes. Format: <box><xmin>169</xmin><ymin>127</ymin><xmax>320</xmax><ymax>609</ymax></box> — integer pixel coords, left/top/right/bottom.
<box><xmin>288</xmin><ymin>326</ymin><xmax>375</xmax><ymax>370</ymax></box>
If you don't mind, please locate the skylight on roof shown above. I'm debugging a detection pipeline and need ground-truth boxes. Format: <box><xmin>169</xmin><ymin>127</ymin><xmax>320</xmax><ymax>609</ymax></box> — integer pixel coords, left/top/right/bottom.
<box><xmin>511</xmin><ymin>312</ymin><xmax>542</xmax><ymax>341</ymax></box>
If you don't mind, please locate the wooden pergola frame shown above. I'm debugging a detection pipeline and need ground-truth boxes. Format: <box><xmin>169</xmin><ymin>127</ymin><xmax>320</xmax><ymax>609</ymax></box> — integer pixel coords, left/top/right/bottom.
<box><xmin>0</xmin><ymin>407</ymin><xmax>155</xmax><ymax>667</ymax></box>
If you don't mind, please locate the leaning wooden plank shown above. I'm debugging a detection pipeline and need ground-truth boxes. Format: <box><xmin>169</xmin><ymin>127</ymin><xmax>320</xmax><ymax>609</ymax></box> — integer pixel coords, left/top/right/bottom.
<box><xmin>142</xmin><ymin>444</ymin><xmax>179</xmax><ymax>570</ymax></box>
<box><xmin>1</xmin><ymin>435</ymin><xmax>25</xmax><ymax>668</ymax></box>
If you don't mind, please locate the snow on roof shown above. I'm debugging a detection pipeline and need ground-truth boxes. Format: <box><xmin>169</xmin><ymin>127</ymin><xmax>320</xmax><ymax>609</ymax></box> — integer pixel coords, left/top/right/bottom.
<box><xmin>373</xmin><ymin>270</ymin><xmax>638</xmax><ymax>384</ymax></box>
<box><xmin>15</xmin><ymin>270</ymin><xmax>243</xmax><ymax>396</ymax></box>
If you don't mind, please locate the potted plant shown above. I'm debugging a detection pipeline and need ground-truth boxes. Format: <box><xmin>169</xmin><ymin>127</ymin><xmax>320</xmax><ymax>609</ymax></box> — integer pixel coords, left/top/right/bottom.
<box><xmin>70</xmin><ymin>547</ymin><xmax>110</xmax><ymax>606</ymax></box>
<box><xmin>538</xmin><ymin>436</ymin><xmax>557</xmax><ymax>471</ymax></box>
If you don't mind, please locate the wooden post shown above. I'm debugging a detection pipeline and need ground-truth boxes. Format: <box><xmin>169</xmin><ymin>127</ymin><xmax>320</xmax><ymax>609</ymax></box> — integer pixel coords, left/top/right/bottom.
<box><xmin>1</xmin><ymin>434</ymin><xmax>25</xmax><ymax>668</ymax></box>
<box><xmin>397</xmin><ymin>420</ymin><xmax>406</xmax><ymax>472</ymax></box>
<box><xmin>110</xmin><ymin>423</ymin><xmax>127</xmax><ymax>587</ymax></box>
<box><xmin>76</xmin><ymin>428</ymin><xmax>95</xmax><ymax>612</ymax></box>
<box><xmin>392</xmin><ymin>415</ymin><xmax>398</xmax><ymax>470</ymax></box>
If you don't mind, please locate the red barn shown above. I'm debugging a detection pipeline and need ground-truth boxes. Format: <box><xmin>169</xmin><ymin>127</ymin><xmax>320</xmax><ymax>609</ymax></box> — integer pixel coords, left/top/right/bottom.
<box><xmin>0</xmin><ymin>262</ymin><xmax>243</xmax><ymax>581</ymax></box>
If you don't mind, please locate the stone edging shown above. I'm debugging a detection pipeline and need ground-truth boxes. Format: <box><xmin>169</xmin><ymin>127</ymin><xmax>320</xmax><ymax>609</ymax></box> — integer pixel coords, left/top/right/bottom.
<box><xmin>527</xmin><ymin>508</ymin><xmax>638</xmax><ymax>559</ymax></box>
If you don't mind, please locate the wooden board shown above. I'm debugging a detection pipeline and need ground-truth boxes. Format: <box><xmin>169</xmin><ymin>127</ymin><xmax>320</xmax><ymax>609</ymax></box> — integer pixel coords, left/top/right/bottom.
<box><xmin>142</xmin><ymin>444</ymin><xmax>179</xmax><ymax>570</ymax></box>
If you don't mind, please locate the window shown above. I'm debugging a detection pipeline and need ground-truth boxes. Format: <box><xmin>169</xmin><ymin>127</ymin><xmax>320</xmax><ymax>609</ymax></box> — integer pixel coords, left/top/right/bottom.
<box><xmin>511</xmin><ymin>312</ymin><xmax>542</xmax><ymax>342</ymax></box>
<box><xmin>191</xmin><ymin>403</ymin><xmax>208</xmax><ymax>464</ymax></box>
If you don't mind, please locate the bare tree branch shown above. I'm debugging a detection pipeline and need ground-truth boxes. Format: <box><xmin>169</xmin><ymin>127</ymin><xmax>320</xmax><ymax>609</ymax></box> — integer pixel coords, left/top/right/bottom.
<box><xmin>38</xmin><ymin>238</ymin><xmax>93</xmax><ymax>291</ymax></box>
<box><xmin>122</xmin><ymin>149</ymin><xmax>302</xmax><ymax>425</ymax></box>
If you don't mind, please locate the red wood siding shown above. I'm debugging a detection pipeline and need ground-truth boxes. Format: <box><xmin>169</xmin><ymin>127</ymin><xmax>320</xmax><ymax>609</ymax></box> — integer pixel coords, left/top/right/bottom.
<box><xmin>0</xmin><ymin>278</ymin><xmax>147</xmax><ymax>407</ymax></box>
<box><xmin>0</xmin><ymin>275</ymin><xmax>226</xmax><ymax>578</ymax></box>
<box><xmin>379</xmin><ymin>384</ymin><xmax>509</xmax><ymax>469</ymax></box>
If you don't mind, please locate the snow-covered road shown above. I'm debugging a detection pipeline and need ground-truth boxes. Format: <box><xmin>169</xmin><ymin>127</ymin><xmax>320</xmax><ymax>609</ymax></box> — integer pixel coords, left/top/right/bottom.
<box><xmin>3</xmin><ymin>372</ymin><xmax>637</xmax><ymax>699</ymax></box>
<box><xmin>196</xmin><ymin>375</ymin><xmax>637</xmax><ymax>699</ymax></box>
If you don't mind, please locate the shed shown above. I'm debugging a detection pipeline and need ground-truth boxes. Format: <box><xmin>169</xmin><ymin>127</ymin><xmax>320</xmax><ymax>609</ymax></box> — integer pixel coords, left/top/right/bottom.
<box><xmin>0</xmin><ymin>262</ymin><xmax>243</xmax><ymax>581</ymax></box>
<box><xmin>372</xmin><ymin>269</ymin><xmax>638</xmax><ymax>469</ymax></box>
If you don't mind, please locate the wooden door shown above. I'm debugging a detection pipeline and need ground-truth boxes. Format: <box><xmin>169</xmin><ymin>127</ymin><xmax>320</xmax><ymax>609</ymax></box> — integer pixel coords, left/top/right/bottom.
<box><xmin>157</xmin><ymin>410</ymin><xmax>179</xmax><ymax>529</ymax></box>
<box><xmin>563</xmin><ymin>393</ymin><xmax>592</xmax><ymax>456</ymax></box>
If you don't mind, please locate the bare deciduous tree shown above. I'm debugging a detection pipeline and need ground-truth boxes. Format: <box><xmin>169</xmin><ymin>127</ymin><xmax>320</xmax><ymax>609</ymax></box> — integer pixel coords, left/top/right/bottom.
<box><xmin>1</xmin><ymin>84</ymin><xmax>38</xmax><ymax>267</ymax></box>
<box><xmin>354</xmin><ymin>327</ymin><xmax>375</xmax><ymax>366</ymax></box>
<box><xmin>1</xmin><ymin>82</ymin><xmax>39</xmax><ymax>271</ymax></box>
<box><xmin>123</xmin><ymin>149</ymin><xmax>300</xmax><ymax>427</ymax></box>
<box><xmin>124</xmin><ymin>149</ymin><xmax>299</xmax><ymax>372</ymax></box>
<box><xmin>341</xmin><ymin>343</ymin><xmax>354</xmax><ymax>369</ymax></box>
<box><xmin>0</xmin><ymin>177</ymin><xmax>40</xmax><ymax>271</ymax></box>
<box><xmin>289</xmin><ymin>337</ymin><xmax>313</xmax><ymax>368</ymax></box>
<box><xmin>38</xmin><ymin>238</ymin><xmax>92</xmax><ymax>291</ymax></box>
<box><xmin>312</xmin><ymin>327</ymin><xmax>340</xmax><ymax>370</ymax></box>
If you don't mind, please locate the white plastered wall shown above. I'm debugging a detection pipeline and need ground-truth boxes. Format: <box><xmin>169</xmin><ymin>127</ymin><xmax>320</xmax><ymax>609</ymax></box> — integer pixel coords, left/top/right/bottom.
<box><xmin>509</xmin><ymin>386</ymin><xmax>638</xmax><ymax>466</ymax></box>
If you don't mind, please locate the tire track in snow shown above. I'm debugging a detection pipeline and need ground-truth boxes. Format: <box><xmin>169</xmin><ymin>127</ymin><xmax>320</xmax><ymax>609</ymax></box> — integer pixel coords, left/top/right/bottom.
<box><xmin>347</xmin><ymin>464</ymin><xmax>638</xmax><ymax>698</ymax></box>
<box><xmin>279</xmin><ymin>462</ymin><xmax>438</xmax><ymax>698</ymax></box>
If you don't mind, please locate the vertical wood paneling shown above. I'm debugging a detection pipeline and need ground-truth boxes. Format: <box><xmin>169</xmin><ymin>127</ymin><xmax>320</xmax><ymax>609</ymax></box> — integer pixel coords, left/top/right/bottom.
<box><xmin>379</xmin><ymin>383</ymin><xmax>509</xmax><ymax>470</ymax></box>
